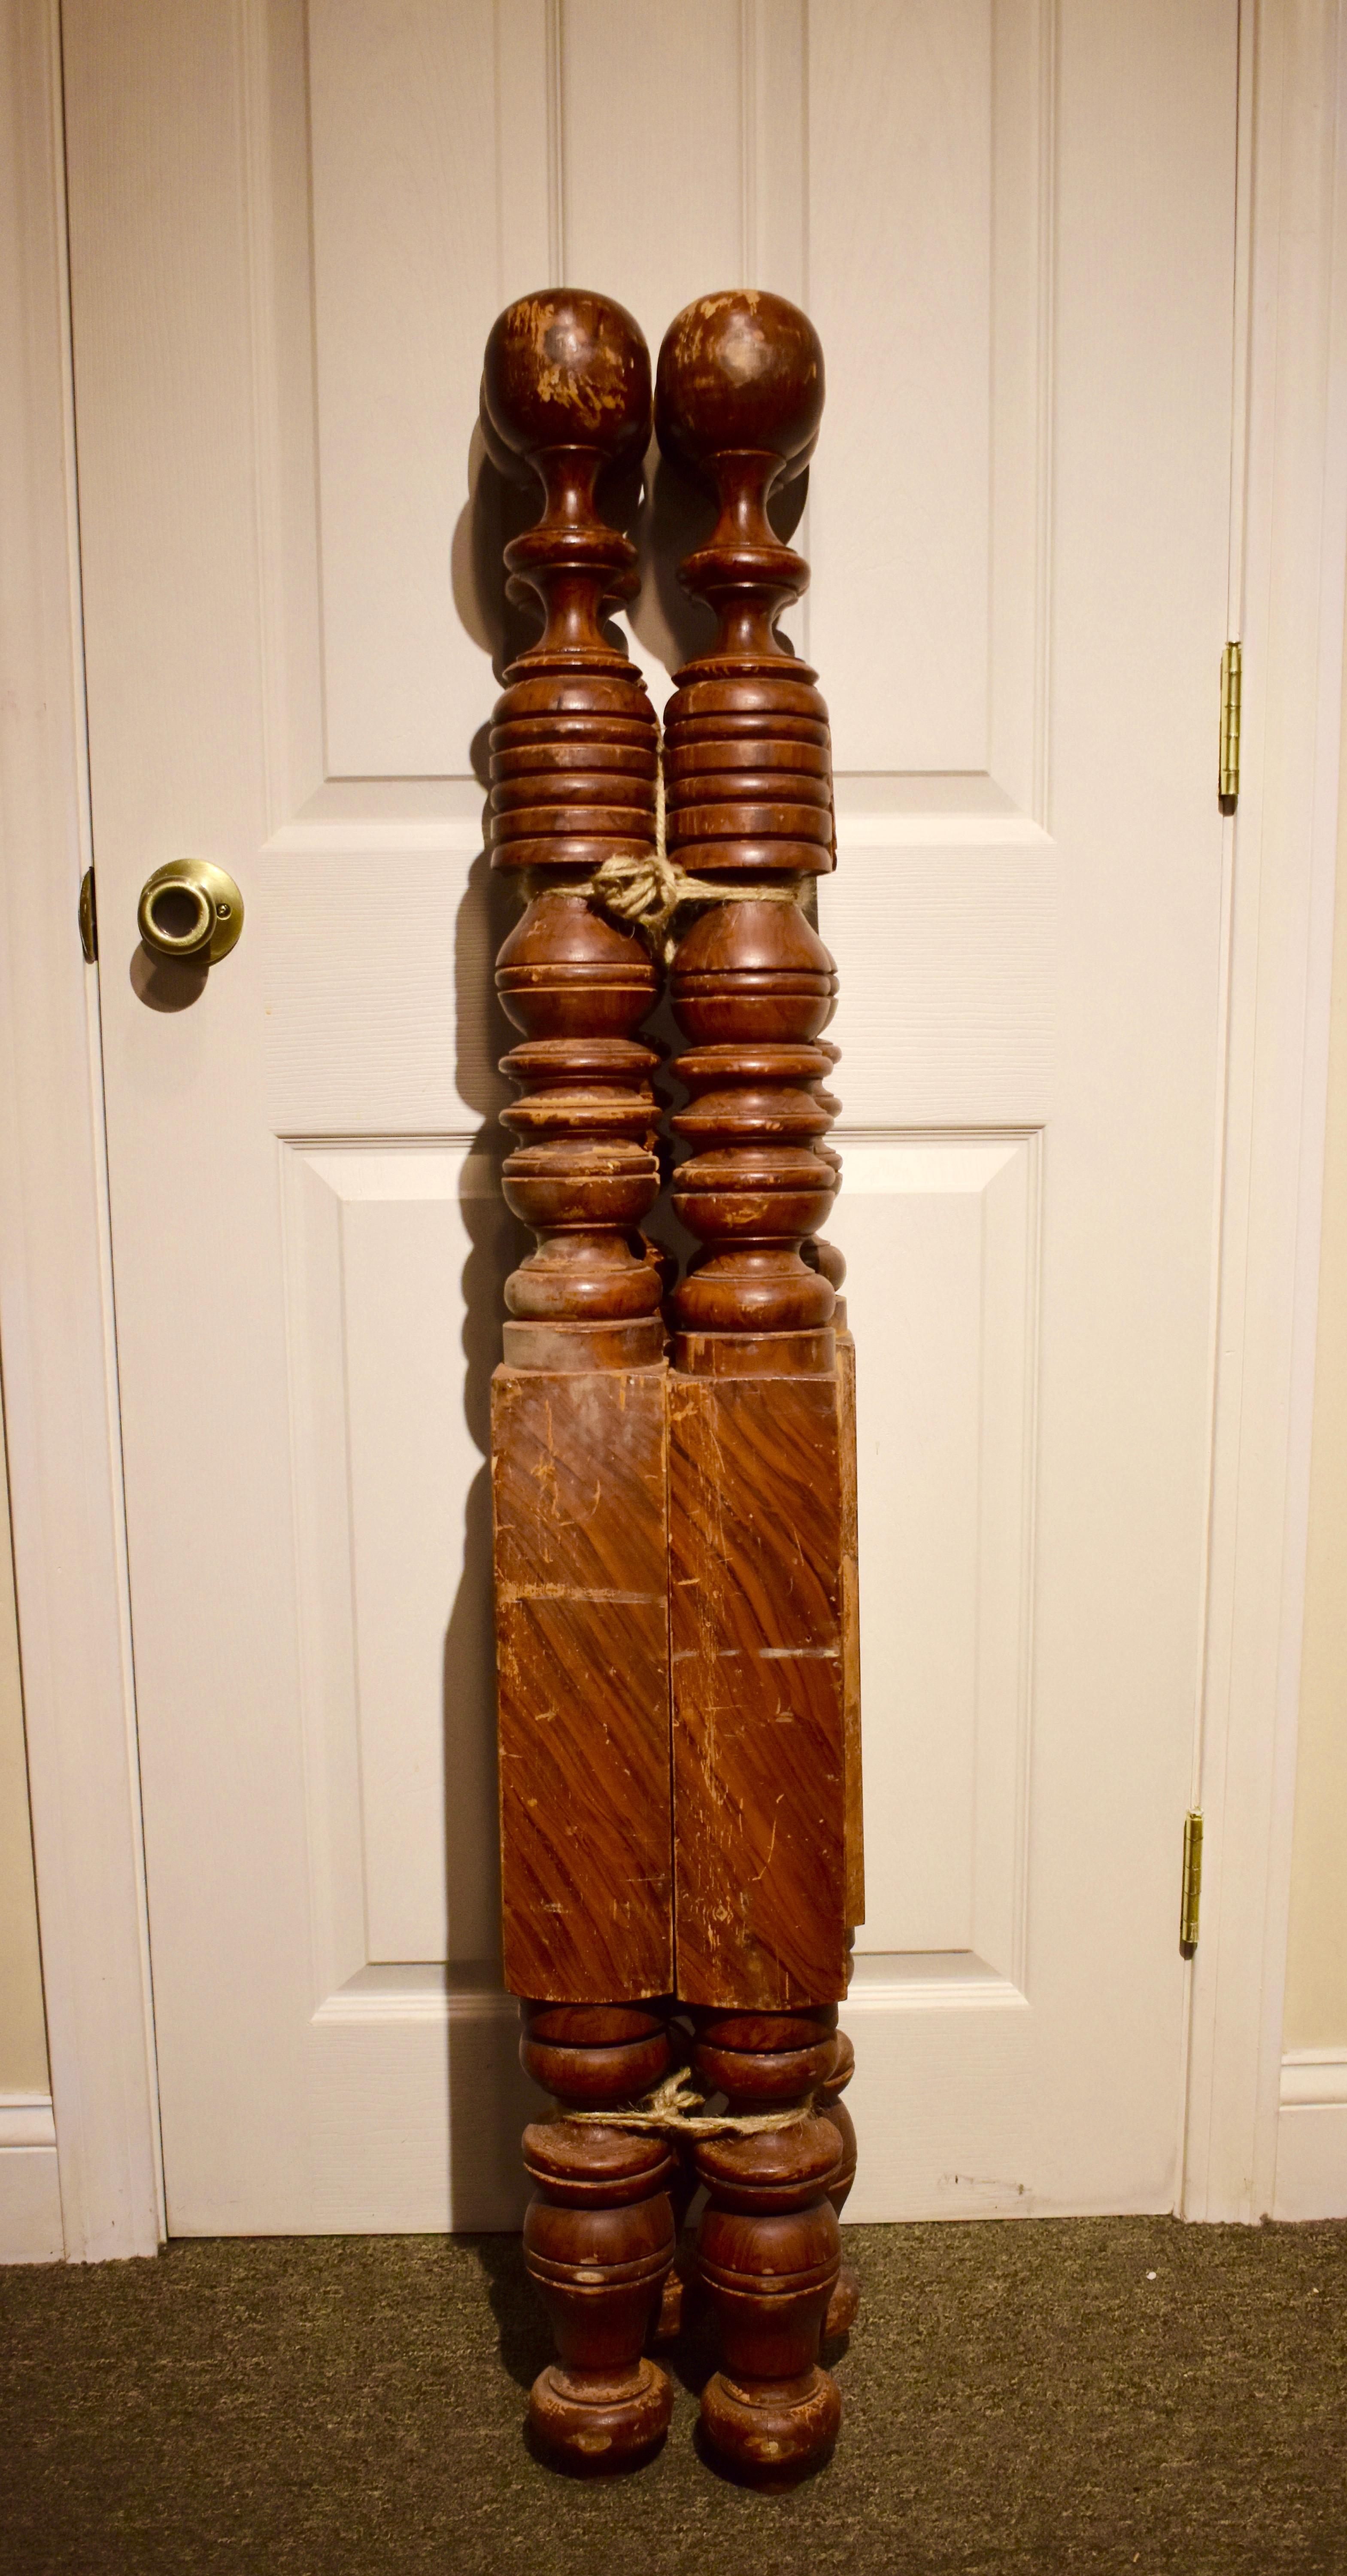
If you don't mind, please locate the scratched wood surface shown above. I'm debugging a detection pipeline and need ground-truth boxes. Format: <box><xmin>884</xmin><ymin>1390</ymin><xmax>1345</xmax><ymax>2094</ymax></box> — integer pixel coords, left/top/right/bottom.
<box><xmin>493</xmin><ymin>1364</ymin><xmax>673</xmax><ymax>2002</ymax></box>
<box><xmin>837</xmin><ymin>1323</ymin><xmax>865</xmax><ymax>1932</ymax></box>
<box><xmin>669</xmin><ymin>1367</ymin><xmax>849</xmax><ymax>2009</ymax></box>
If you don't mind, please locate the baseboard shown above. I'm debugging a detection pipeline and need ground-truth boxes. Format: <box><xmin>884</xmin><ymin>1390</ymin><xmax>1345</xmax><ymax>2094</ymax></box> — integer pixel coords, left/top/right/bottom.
<box><xmin>1274</xmin><ymin>2052</ymin><xmax>1347</xmax><ymax>2220</ymax></box>
<box><xmin>0</xmin><ymin>2095</ymin><xmax>63</xmax><ymax>2262</ymax></box>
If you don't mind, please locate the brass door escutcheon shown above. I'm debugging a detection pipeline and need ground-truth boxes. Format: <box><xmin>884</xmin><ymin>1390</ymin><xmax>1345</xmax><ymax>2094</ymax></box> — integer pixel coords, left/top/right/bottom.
<box><xmin>137</xmin><ymin>860</ymin><xmax>244</xmax><ymax>963</ymax></box>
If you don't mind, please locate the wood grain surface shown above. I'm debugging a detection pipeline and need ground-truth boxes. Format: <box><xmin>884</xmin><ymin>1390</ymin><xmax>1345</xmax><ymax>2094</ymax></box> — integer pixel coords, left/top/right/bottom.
<box><xmin>493</xmin><ymin>1365</ymin><xmax>673</xmax><ymax>2002</ymax></box>
<box><xmin>836</xmin><ymin>1323</ymin><xmax>865</xmax><ymax>1932</ymax></box>
<box><xmin>669</xmin><ymin>1367</ymin><xmax>849</xmax><ymax>2008</ymax></box>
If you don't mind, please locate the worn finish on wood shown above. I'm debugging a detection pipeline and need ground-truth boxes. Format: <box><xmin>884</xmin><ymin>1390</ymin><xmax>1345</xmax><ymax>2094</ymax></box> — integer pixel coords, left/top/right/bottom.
<box><xmin>484</xmin><ymin>293</ymin><xmax>677</xmax><ymax>2462</ymax></box>
<box><xmin>818</xmin><ymin>2027</ymin><xmax>861</xmax><ymax>2341</ymax></box>
<box><xmin>520</xmin><ymin>2002</ymin><xmax>677</xmax><ymax>2466</ymax></box>
<box><xmin>656</xmin><ymin>292</ymin><xmax>858</xmax><ymax>2002</ymax></box>
<box><xmin>836</xmin><ymin>1321</ymin><xmax>866</xmax><ymax>1930</ymax></box>
<box><xmin>655</xmin><ymin>292</ymin><xmax>862</xmax><ymax>2474</ymax></box>
<box><xmin>657</xmin><ymin>290</ymin><xmax>843</xmax><ymax>1345</ymax></box>
<box><xmin>691</xmin><ymin>2008</ymin><xmax>843</xmax><ymax>2481</ymax></box>
<box><xmin>492</xmin><ymin>1366</ymin><xmax>673</xmax><ymax>2001</ymax></box>
<box><xmin>668</xmin><ymin>1368</ymin><xmax>849</xmax><ymax>2008</ymax></box>
<box><xmin>485</xmin><ymin>289</ymin><xmax>673</xmax><ymax>2011</ymax></box>
<box><xmin>484</xmin><ymin>289</ymin><xmax>664</xmax><ymax>1355</ymax></box>
<box><xmin>485</xmin><ymin>284</ymin><xmax>863</xmax><ymax>2481</ymax></box>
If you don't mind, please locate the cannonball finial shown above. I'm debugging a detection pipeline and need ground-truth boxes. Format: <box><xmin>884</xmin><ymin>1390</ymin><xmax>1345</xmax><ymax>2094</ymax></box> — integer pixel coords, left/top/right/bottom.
<box><xmin>655</xmin><ymin>289</ymin><xmax>824</xmax><ymax>486</ymax></box>
<box><xmin>482</xmin><ymin>289</ymin><xmax>652</xmax><ymax>476</ymax></box>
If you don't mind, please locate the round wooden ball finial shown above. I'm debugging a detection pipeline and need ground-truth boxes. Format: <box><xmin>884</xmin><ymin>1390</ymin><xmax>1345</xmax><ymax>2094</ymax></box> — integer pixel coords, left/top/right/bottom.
<box><xmin>653</xmin><ymin>289</ymin><xmax>825</xmax><ymax>672</ymax></box>
<box><xmin>479</xmin><ymin>290</ymin><xmax>653</xmax><ymax>672</ymax></box>
<box><xmin>655</xmin><ymin>288</ymin><xmax>824</xmax><ymax>487</ymax></box>
<box><xmin>482</xmin><ymin>287</ymin><xmax>652</xmax><ymax>480</ymax></box>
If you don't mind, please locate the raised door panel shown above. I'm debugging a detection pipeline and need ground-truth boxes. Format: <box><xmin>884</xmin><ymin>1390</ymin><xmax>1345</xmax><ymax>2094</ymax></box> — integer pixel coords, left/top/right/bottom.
<box><xmin>830</xmin><ymin>1136</ymin><xmax>1038</xmax><ymax>1982</ymax></box>
<box><xmin>307</xmin><ymin>0</ymin><xmax>1050</xmax><ymax>796</ymax></box>
<box><xmin>283</xmin><ymin>1142</ymin><xmax>512</xmax><ymax>1986</ymax></box>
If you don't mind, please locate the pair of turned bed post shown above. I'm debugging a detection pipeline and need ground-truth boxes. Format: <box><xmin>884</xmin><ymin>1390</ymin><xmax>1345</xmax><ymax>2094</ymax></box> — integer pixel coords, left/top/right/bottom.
<box><xmin>480</xmin><ymin>286</ymin><xmax>862</xmax><ymax>2480</ymax></box>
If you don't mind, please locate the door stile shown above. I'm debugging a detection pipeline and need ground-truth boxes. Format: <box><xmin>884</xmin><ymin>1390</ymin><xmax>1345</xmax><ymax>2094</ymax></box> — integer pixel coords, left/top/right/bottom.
<box><xmin>0</xmin><ymin>0</ymin><xmax>162</xmax><ymax>2260</ymax></box>
<box><xmin>1181</xmin><ymin>0</ymin><xmax>1347</xmax><ymax>2222</ymax></box>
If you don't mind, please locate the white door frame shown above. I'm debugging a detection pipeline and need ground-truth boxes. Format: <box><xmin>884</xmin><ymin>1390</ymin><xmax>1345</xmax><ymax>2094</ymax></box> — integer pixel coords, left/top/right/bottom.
<box><xmin>1181</xmin><ymin>0</ymin><xmax>1347</xmax><ymax>2221</ymax></box>
<box><xmin>0</xmin><ymin>0</ymin><xmax>161</xmax><ymax>2259</ymax></box>
<box><xmin>0</xmin><ymin>0</ymin><xmax>1341</xmax><ymax>2259</ymax></box>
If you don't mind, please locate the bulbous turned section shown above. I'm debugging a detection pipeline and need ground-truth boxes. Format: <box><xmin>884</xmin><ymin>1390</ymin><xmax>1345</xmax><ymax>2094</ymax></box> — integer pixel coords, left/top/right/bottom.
<box><xmin>817</xmin><ymin>2028</ymin><xmax>861</xmax><ymax>2342</ymax></box>
<box><xmin>805</xmin><ymin>1038</ymin><xmax>848</xmax><ymax>1299</ymax></box>
<box><xmin>495</xmin><ymin>884</ymin><xmax>658</xmax><ymax>1038</ymax></box>
<box><xmin>667</xmin><ymin>896</ymin><xmax>840</xmax><ymax>1336</ymax></box>
<box><xmin>669</xmin><ymin>893</ymin><xmax>838</xmax><ymax>1045</ymax></box>
<box><xmin>496</xmin><ymin>890</ymin><xmax>663</xmax><ymax>1328</ymax></box>
<box><xmin>519</xmin><ymin>2001</ymin><xmax>677</xmax><ymax>2470</ymax></box>
<box><xmin>519</xmin><ymin>1998</ymin><xmax>675</xmax><ymax>2105</ymax></box>
<box><xmin>690</xmin><ymin>2005</ymin><xmax>843</xmax><ymax>2482</ymax></box>
<box><xmin>483</xmin><ymin>294</ymin><xmax>664</xmax><ymax>1346</ymax></box>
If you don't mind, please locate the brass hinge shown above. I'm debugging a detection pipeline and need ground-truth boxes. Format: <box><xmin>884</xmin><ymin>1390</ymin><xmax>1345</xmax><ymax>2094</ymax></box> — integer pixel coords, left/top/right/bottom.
<box><xmin>78</xmin><ymin>866</ymin><xmax>97</xmax><ymax>963</ymax></box>
<box><xmin>1219</xmin><ymin>641</ymin><xmax>1241</xmax><ymax>809</ymax></box>
<box><xmin>1180</xmin><ymin>1810</ymin><xmax>1204</xmax><ymax>1952</ymax></box>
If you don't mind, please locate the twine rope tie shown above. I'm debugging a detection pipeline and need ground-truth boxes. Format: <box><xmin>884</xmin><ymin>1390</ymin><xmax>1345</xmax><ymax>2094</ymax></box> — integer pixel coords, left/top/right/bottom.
<box><xmin>578</xmin><ymin>851</ymin><xmax>804</xmax><ymax>962</ymax></box>
<box><xmin>570</xmin><ymin>738</ymin><xmax>807</xmax><ymax>960</ymax></box>
<box><xmin>559</xmin><ymin>2063</ymin><xmax>814</xmax><ymax>2138</ymax></box>
<box><xmin>522</xmin><ymin>719</ymin><xmax>833</xmax><ymax>956</ymax></box>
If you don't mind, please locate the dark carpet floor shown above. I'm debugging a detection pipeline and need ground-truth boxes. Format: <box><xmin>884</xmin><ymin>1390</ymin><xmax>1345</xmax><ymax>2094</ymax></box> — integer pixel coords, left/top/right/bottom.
<box><xmin>1</xmin><ymin>2219</ymin><xmax>1345</xmax><ymax>2576</ymax></box>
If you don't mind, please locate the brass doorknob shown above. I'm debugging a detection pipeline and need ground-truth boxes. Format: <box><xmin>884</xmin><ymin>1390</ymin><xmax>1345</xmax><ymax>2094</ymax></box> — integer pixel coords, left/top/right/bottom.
<box><xmin>137</xmin><ymin>860</ymin><xmax>244</xmax><ymax>963</ymax></box>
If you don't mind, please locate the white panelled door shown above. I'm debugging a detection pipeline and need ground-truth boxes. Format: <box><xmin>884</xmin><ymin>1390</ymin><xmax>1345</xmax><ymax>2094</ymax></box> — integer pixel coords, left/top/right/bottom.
<box><xmin>65</xmin><ymin>0</ymin><xmax>1238</xmax><ymax>2231</ymax></box>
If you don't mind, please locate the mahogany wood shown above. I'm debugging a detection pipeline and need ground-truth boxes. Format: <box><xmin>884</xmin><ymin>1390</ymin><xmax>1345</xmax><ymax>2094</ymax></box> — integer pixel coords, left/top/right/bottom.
<box><xmin>485</xmin><ymin>289</ymin><xmax>673</xmax><ymax>2002</ymax></box>
<box><xmin>656</xmin><ymin>291</ymin><xmax>840</xmax><ymax>1344</ymax></box>
<box><xmin>520</xmin><ymin>2002</ymin><xmax>677</xmax><ymax>2465</ymax></box>
<box><xmin>655</xmin><ymin>293</ymin><xmax>856</xmax><ymax>2004</ymax></box>
<box><xmin>482</xmin><ymin>285</ymin><xmax>865</xmax><ymax>2483</ymax></box>
<box><xmin>667</xmin><ymin>1367</ymin><xmax>849</xmax><ymax>2007</ymax></box>
<box><xmin>691</xmin><ymin>2009</ymin><xmax>843</xmax><ymax>2480</ymax></box>
<box><xmin>484</xmin><ymin>292</ymin><xmax>675</xmax><ymax>2469</ymax></box>
<box><xmin>492</xmin><ymin>1367</ymin><xmax>672</xmax><ymax>2000</ymax></box>
<box><xmin>656</xmin><ymin>289</ymin><xmax>862</xmax><ymax>2481</ymax></box>
<box><xmin>836</xmin><ymin>1322</ymin><xmax>866</xmax><ymax>1928</ymax></box>
<box><xmin>818</xmin><ymin>2028</ymin><xmax>861</xmax><ymax>2342</ymax></box>
<box><xmin>483</xmin><ymin>289</ymin><xmax>664</xmax><ymax>1355</ymax></box>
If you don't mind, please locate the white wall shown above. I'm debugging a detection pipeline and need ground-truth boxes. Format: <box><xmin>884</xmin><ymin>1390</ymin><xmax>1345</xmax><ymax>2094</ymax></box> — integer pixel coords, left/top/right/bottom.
<box><xmin>0</xmin><ymin>1381</ymin><xmax>46</xmax><ymax>2097</ymax></box>
<box><xmin>1283</xmin><ymin>583</ymin><xmax>1347</xmax><ymax>2056</ymax></box>
<box><xmin>0</xmin><ymin>1369</ymin><xmax>61</xmax><ymax>2260</ymax></box>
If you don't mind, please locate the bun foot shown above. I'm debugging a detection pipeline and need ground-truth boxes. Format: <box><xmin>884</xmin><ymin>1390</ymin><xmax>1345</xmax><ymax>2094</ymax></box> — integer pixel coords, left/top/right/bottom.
<box><xmin>824</xmin><ymin>2261</ymin><xmax>861</xmax><ymax>2341</ymax></box>
<box><xmin>701</xmin><ymin>2365</ymin><xmax>841</xmax><ymax>2482</ymax></box>
<box><xmin>529</xmin><ymin>2357</ymin><xmax>673</xmax><ymax>2470</ymax></box>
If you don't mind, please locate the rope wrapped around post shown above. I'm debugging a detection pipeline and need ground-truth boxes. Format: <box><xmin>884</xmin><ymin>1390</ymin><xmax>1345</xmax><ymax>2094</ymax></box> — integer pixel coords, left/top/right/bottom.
<box><xmin>579</xmin><ymin>849</ymin><xmax>805</xmax><ymax>961</ymax></box>
<box><xmin>559</xmin><ymin>2063</ymin><xmax>816</xmax><ymax>2137</ymax></box>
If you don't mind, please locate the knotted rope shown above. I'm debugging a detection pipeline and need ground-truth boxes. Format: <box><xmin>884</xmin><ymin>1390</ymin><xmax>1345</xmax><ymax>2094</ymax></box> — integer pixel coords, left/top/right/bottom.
<box><xmin>563</xmin><ymin>738</ymin><xmax>807</xmax><ymax>960</ymax></box>
<box><xmin>579</xmin><ymin>851</ymin><xmax>804</xmax><ymax>962</ymax></box>
<box><xmin>559</xmin><ymin>2063</ymin><xmax>814</xmax><ymax>2138</ymax></box>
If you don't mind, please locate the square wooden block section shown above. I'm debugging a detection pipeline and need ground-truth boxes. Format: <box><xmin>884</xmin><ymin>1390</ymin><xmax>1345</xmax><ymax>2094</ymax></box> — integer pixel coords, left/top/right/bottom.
<box><xmin>492</xmin><ymin>1364</ymin><xmax>674</xmax><ymax>2003</ymax></box>
<box><xmin>670</xmin><ymin>1367</ymin><xmax>852</xmax><ymax>2009</ymax></box>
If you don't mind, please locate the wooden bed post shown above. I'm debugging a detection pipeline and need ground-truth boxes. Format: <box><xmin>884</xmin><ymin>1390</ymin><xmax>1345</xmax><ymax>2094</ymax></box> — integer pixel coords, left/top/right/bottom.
<box><xmin>482</xmin><ymin>291</ymin><xmax>677</xmax><ymax>2469</ymax></box>
<box><xmin>655</xmin><ymin>289</ymin><xmax>862</xmax><ymax>2480</ymax></box>
<box><xmin>481</xmin><ymin>285</ymin><xmax>862</xmax><ymax>2484</ymax></box>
